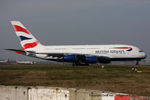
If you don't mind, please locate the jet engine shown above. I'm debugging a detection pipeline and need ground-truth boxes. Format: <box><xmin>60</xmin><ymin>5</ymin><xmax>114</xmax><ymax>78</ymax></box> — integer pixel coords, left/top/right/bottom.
<box><xmin>63</xmin><ymin>54</ymin><xmax>77</xmax><ymax>62</ymax></box>
<box><xmin>85</xmin><ymin>56</ymin><xmax>97</xmax><ymax>64</ymax></box>
<box><xmin>97</xmin><ymin>56</ymin><xmax>111</xmax><ymax>63</ymax></box>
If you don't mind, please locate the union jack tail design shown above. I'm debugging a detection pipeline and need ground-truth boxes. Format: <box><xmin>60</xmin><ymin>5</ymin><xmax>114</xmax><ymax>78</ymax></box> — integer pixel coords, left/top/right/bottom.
<box><xmin>10</xmin><ymin>21</ymin><xmax>43</xmax><ymax>50</ymax></box>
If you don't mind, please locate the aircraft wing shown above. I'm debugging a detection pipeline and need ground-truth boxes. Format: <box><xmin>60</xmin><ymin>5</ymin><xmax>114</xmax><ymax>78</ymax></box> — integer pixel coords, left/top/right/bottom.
<box><xmin>37</xmin><ymin>53</ymin><xmax>64</xmax><ymax>57</ymax></box>
<box><xmin>35</xmin><ymin>52</ymin><xmax>84</xmax><ymax>57</ymax></box>
<box><xmin>5</xmin><ymin>49</ymin><xmax>83</xmax><ymax>57</ymax></box>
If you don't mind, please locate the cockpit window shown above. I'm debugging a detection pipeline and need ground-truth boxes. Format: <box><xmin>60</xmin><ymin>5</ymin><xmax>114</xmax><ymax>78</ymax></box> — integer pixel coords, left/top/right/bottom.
<box><xmin>139</xmin><ymin>50</ymin><xmax>143</xmax><ymax>52</ymax></box>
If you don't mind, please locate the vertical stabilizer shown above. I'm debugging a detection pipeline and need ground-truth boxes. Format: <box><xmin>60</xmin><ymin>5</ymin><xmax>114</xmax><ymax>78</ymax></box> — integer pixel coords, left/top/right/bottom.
<box><xmin>10</xmin><ymin>21</ymin><xmax>43</xmax><ymax>50</ymax></box>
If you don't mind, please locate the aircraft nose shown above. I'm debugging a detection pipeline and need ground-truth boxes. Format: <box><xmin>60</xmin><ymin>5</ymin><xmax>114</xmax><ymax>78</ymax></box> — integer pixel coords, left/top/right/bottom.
<box><xmin>139</xmin><ymin>51</ymin><xmax>147</xmax><ymax>59</ymax></box>
<box><xmin>142</xmin><ymin>52</ymin><xmax>147</xmax><ymax>59</ymax></box>
<box><xmin>144</xmin><ymin>53</ymin><xmax>147</xmax><ymax>59</ymax></box>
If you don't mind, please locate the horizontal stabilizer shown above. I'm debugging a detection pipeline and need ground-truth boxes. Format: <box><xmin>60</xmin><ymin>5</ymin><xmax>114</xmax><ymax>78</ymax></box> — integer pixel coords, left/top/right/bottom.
<box><xmin>5</xmin><ymin>49</ymin><xmax>35</xmax><ymax>55</ymax></box>
<box><xmin>5</xmin><ymin>49</ymin><xmax>26</xmax><ymax>53</ymax></box>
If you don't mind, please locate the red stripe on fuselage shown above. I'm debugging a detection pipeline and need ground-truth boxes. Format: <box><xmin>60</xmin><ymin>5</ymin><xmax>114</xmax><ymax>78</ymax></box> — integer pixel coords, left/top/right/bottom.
<box><xmin>113</xmin><ymin>47</ymin><xmax>132</xmax><ymax>49</ymax></box>
<box><xmin>13</xmin><ymin>25</ymin><xmax>30</xmax><ymax>34</ymax></box>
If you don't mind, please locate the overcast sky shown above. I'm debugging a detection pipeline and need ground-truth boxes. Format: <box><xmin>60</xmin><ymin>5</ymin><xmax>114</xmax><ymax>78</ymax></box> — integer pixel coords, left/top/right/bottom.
<box><xmin>0</xmin><ymin>0</ymin><xmax>150</xmax><ymax>61</ymax></box>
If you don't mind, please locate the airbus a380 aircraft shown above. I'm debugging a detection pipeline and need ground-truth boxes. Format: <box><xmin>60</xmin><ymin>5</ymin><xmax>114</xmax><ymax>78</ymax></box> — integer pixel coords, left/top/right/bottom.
<box><xmin>6</xmin><ymin>21</ymin><xmax>147</xmax><ymax>65</ymax></box>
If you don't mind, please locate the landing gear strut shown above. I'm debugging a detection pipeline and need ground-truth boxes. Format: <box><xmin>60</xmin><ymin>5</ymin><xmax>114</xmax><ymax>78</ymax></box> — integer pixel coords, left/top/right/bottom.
<box><xmin>132</xmin><ymin>60</ymin><xmax>142</xmax><ymax>72</ymax></box>
<box><xmin>136</xmin><ymin>61</ymin><xmax>139</xmax><ymax>65</ymax></box>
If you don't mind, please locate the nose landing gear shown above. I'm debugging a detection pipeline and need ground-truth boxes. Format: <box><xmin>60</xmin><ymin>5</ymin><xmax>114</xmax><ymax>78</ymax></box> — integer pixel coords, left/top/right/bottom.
<box><xmin>132</xmin><ymin>60</ymin><xmax>142</xmax><ymax>72</ymax></box>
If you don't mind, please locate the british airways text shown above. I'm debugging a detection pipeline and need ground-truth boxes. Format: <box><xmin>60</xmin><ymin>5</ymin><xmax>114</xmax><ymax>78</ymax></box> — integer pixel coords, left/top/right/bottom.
<box><xmin>95</xmin><ymin>50</ymin><xmax>126</xmax><ymax>54</ymax></box>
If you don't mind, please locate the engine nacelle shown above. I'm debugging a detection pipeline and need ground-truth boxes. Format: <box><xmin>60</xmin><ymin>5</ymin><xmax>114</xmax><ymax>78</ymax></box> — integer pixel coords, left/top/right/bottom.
<box><xmin>85</xmin><ymin>56</ymin><xmax>97</xmax><ymax>64</ymax></box>
<box><xmin>98</xmin><ymin>56</ymin><xmax>111</xmax><ymax>63</ymax></box>
<box><xmin>63</xmin><ymin>54</ymin><xmax>77</xmax><ymax>62</ymax></box>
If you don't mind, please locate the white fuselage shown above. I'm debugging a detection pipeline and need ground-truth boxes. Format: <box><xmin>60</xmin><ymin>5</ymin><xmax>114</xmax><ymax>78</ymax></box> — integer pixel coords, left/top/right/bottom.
<box><xmin>29</xmin><ymin>44</ymin><xmax>146</xmax><ymax>60</ymax></box>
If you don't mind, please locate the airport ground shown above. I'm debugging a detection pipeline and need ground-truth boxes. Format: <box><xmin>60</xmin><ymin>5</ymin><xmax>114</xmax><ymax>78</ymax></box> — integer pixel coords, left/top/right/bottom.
<box><xmin>0</xmin><ymin>64</ymin><xmax>150</xmax><ymax>96</ymax></box>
